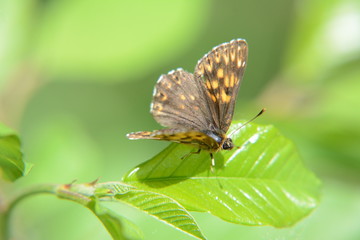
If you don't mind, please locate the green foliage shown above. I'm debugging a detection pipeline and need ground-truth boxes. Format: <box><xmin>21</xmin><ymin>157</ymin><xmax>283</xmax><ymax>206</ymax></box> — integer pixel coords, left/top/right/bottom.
<box><xmin>54</xmin><ymin>182</ymin><xmax>144</xmax><ymax>240</ymax></box>
<box><xmin>0</xmin><ymin>121</ymin><xmax>320</xmax><ymax>239</ymax></box>
<box><xmin>2</xmin><ymin>0</ymin><xmax>359</xmax><ymax>238</ymax></box>
<box><xmin>98</xmin><ymin>182</ymin><xmax>205</xmax><ymax>240</ymax></box>
<box><xmin>91</xmin><ymin>201</ymin><xmax>143</xmax><ymax>240</ymax></box>
<box><xmin>6</xmin><ymin>0</ymin><xmax>208</xmax><ymax>81</ymax></box>
<box><xmin>39</xmin><ymin>182</ymin><xmax>204</xmax><ymax>240</ymax></box>
<box><xmin>0</xmin><ymin>122</ymin><xmax>29</xmax><ymax>182</ymax></box>
<box><xmin>274</xmin><ymin>0</ymin><xmax>360</xmax><ymax>175</ymax></box>
<box><xmin>123</xmin><ymin>122</ymin><xmax>321</xmax><ymax>228</ymax></box>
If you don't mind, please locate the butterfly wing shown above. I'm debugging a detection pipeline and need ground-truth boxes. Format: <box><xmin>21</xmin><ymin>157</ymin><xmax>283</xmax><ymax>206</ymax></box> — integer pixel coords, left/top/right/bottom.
<box><xmin>127</xmin><ymin>39</ymin><xmax>248</xmax><ymax>152</ymax></box>
<box><xmin>127</xmin><ymin>129</ymin><xmax>220</xmax><ymax>150</ymax></box>
<box><xmin>150</xmin><ymin>69</ymin><xmax>214</xmax><ymax>131</ymax></box>
<box><xmin>194</xmin><ymin>39</ymin><xmax>248</xmax><ymax>133</ymax></box>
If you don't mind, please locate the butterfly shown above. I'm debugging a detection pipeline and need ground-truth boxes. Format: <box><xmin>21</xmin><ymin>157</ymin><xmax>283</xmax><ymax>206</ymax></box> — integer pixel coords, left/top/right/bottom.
<box><xmin>127</xmin><ymin>39</ymin><xmax>253</xmax><ymax>167</ymax></box>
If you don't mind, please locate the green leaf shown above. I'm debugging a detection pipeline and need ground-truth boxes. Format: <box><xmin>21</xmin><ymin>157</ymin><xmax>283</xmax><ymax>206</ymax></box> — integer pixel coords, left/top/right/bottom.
<box><xmin>52</xmin><ymin>181</ymin><xmax>205</xmax><ymax>239</ymax></box>
<box><xmin>123</xmin><ymin>122</ymin><xmax>321</xmax><ymax>227</ymax></box>
<box><xmin>97</xmin><ymin>182</ymin><xmax>206</xmax><ymax>240</ymax></box>
<box><xmin>0</xmin><ymin>122</ymin><xmax>29</xmax><ymax>181</ymax></box>
<box><xmin>90</xmin><ymin>201</ymin><xmax>143</xmax><ymax>240</ymax></box>
<box><xmin>53</xmin><ymin>182</ymin><xmax>143</xmax><ymax>240</ymax></box>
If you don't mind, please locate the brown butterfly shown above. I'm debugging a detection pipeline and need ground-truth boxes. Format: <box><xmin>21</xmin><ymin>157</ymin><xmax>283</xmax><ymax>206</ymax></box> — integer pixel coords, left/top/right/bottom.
<box><xmin>127</xmin><ymin>39</ymin><xmax>260</xmax><ymax>166</ymax></box>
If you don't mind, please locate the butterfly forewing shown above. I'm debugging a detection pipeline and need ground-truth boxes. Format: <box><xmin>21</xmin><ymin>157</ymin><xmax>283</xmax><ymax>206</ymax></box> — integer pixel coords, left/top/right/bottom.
<box><xmin>194</xmin><ymin>39</ymin><xmax>248</xmax><ymax>133</ymax></box>
<box><xmin>150</xmin><ymin>69</ymin><xmax>213</xmax><ymax>131</ymax></box>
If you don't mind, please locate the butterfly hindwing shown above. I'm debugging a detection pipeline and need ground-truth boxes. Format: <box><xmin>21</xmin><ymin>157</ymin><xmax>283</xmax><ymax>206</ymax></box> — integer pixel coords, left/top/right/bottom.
<box><xmin>194</xmin><ymin>39</ymin><xmax>248</xmax><ymax>133</ymax></box>
<box><xmin>127</xmin><ymin>129</ymin><xmax>220</xmax><ymax>151</ymax></box>
<box><xmin>151</xmin><ymin>69</ymin><xmax>214</xmax><ymax>131</ymax></box>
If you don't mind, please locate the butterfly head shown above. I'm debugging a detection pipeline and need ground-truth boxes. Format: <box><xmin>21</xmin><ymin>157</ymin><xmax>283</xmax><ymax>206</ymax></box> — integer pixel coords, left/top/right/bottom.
<box><xmin>222</xmin><ymin>137</ymin><xmax>234</xmax><ymax>150</ymax></box>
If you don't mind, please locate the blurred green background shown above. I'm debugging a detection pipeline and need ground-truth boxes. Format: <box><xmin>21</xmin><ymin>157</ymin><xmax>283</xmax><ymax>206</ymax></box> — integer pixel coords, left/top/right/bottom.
<box><xmin>1</xmin><ymin>0</ymin><xmax>360</xmax><ymax>239</ymax></box>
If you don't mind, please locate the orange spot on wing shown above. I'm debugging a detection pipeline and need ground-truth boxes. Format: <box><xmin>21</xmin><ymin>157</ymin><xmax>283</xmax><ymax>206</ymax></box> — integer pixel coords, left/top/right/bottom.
<box><xmin>211</xmin><ymin>94</ymin><xmax>217</xmax><ymax>102</ymax></box>
<box><xmin>217</xmin><ymin>68</ymin><xmax>224</xmax><ymax>78</ymax></box>
<box><xmin>224</xmin><ymin>75</ymin><xmax>230</xmax><ymax>87</ymax></box>
<box><xmin>206</xmin><ymin>80</ymin><xmax>212</xmax><ymax>89</ymax></box>
<box><xmin>211</xmin><ymin>80</ymin><xmax>219</xmax><ymax>89</ymax></box>
<box><xmin>221</xmin><ymin>89</ymin><xmax>231</xmax><ymax>102</ymax></box>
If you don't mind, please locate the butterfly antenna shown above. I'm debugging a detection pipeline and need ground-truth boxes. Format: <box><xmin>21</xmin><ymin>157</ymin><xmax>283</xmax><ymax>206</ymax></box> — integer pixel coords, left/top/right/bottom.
<box><xmin>228</xmin><ymin>108</ymin><xmax>266</xmax><ymax>137</ymax></box>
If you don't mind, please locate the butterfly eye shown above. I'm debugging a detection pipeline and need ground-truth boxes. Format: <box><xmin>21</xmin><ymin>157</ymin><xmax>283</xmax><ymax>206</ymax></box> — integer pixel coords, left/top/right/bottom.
<box><xmin>222</xmin><ymin>138</ymin><xmax>234</xmax><ymax>150</ymax></box>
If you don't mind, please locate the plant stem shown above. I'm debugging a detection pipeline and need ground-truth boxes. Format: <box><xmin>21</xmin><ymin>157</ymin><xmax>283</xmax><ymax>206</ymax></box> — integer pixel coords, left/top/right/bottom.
<box><xmin>0</xmin><ymin>184</ymin><xmax>56</xmax><ymax>240</ymax></box>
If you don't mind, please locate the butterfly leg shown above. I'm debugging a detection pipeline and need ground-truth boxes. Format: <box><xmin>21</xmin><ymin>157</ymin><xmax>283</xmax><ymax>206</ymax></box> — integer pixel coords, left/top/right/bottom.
<box><xmin>181</xmin><ymin>149</ymin><xmax>201</xmax><ymax>160</ymax></box>
<box><xmin>210</xmin><ymin>153</ymin><xmax>215</xmax><ymax>172</ymax></box>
